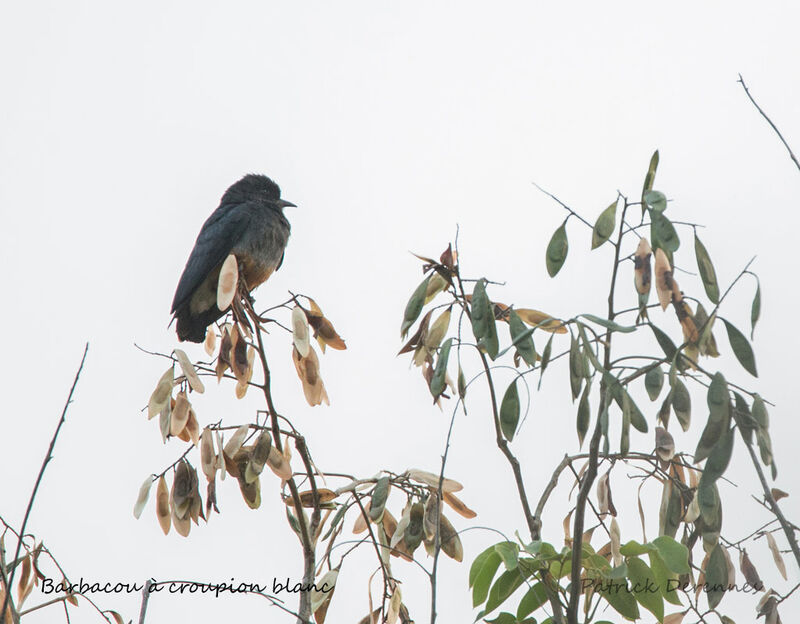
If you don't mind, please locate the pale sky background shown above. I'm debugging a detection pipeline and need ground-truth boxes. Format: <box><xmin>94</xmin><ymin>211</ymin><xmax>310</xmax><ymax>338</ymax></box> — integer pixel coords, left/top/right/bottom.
<box><xmin>2</xmin><ymin>2</ymin><xmax>800</xmax><ymax>623</ymax></box>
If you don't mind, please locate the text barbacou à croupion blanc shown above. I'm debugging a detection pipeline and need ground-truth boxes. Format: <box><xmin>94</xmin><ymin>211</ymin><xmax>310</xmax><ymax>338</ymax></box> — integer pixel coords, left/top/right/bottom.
<box><xmin>40</xmin><ymin>577</ymin><xmax>333</xmax><ymax>598</ymax></box>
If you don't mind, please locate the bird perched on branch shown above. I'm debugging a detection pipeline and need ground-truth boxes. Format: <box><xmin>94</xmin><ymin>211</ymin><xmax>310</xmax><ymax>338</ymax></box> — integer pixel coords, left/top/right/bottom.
<box><xmin>171</xmin><ymin>174</ymin><xmax>295</xmax><ymax>342</ymax></box>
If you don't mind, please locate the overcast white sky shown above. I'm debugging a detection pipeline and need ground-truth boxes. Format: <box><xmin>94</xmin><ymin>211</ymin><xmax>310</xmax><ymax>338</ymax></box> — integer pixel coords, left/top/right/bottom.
<box><xmin>2</xmin><ymin>2</ymin><xmax>800</xmax><ymax>623</ymax></box>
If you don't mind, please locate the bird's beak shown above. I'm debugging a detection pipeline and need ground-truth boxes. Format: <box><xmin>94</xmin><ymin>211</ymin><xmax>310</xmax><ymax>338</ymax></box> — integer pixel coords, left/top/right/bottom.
<box><xmin>274</xmin><ymin>199</ymin><xmax>297</xmax><ymax>208</ymax></box>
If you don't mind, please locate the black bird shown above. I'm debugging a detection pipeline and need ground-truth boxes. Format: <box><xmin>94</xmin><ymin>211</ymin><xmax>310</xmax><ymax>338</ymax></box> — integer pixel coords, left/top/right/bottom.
<box><xmin>171</xmin><ymin>174</ymin><xmax>294</xmax><ymax>342</ymax></box>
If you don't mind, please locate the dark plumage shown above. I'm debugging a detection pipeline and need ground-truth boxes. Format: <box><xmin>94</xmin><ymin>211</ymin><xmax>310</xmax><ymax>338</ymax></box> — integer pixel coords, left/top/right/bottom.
<box><xmin>171</xmin><ymin>174</ymin><xmax>294</xmax><ymax>342</ymax></box>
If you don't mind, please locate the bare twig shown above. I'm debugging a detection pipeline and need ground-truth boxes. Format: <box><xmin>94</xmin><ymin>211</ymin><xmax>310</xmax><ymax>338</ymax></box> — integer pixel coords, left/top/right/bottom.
<box><xmin>738</xmin><ymin>74</ymin><xmax>800</xmax><ymax>173</ymax></box>
<box><xmin>742</xmin><ymin>437</ymin><xmax>800</xmax><ymax>572</ymax></box>
<box><xmin>1</xmin><ymin>343</ymin><xmax>88</xmax><ymax>623</ymax></box>
<box><xmin>138</xmin><ymin>579</ymin><xmax>152</xmax><ymax>624</ymax></box>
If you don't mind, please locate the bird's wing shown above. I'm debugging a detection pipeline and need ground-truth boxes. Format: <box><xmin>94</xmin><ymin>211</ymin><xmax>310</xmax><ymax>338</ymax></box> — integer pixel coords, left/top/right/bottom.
<box><xmin>170</xmin><ymin>203</ymin><xmax>251</xmax><ymax>313</ymax></box>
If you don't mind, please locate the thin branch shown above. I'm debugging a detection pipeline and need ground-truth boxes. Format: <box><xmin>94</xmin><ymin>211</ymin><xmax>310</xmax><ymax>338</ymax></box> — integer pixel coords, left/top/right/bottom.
<box><xmin>568</xmin><ymin>198</ymin><xmax>630</xmax><ymax>623</ymax></box>
<box><xmin>2</xmin><ymin>343</ymin><xmax>89</xmax><ymax>622</ymax></box>
<box><xmin>138</xmin><ymin>579</ymin><xmax>152</xmax><ymax>624</ymax></box>
<box><xmin>742</xmin><ymin>436</ymin><xmax>800</xmax><ymax>572</ymax></box>
<box><xmin>738</xmin><ymin>74</ymin><xmax>800</xmax><ymax>173</ymax></box>
<box><xmin>532</xmin><ymin>182</ymin><xmax>596</xmax><ymax>232</ymax></box>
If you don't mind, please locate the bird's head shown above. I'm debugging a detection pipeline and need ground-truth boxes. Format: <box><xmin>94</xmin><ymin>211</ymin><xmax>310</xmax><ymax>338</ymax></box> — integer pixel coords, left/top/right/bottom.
<box><xmin>221</xmin><ymin>174</ymin><xmax>296</xmax><ymax>209</ymax></box>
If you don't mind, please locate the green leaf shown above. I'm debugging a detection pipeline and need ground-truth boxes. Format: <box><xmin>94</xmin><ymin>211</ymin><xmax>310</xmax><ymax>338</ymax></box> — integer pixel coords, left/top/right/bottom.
<box><xmin>576</xmin><ymin>322</ymin><xmax>603</xmax><ymax>372</ymax></box>
<box><xmin>538</xmin><ymin>334</ymin><xmax>554</xmax><ymax>390</ymax></box>
<box><xmin>722</xmin><ymin>318</ymin><xmax>757</xmax><ymax>377</ymax></box>
<box><xmin>516</xmin><ymin>583</ymin><xmax>547</xmax><ymax>620</ymax></box>
<box><xmin>622</xmin><ymin>389</ymin><xmax>648</xmax><ymax>433</ymax></box>
<box><xmin>568</xmin><ymin>337</ymin><xmax>583</xmax><ymax>400</ymax></box>
<box><xmin>458</xmin><ymin>365</ymin><xmax>467</xmax><ymax>400</ymax></box>
<box><xmin>401</xmin><ymin>275</ymin><xmax>431</xmax><ymax>338</ymax></box>
<box><xmin>652</xmin><ymin>536</ymin><xmax>690</xmax><ymax>575</ymax></box>
<box><xmin>659</xmin><ymin>480</ymin><xmax>683</xmax><ymax>539</ymax></box>
<box><xmin>697</xmin><ymin>481</ymin><xmax>722</xmax><ymax>533</ymax></box>
<box><xmin>644</xmin><ymin>366</ymin><xmax>664</xmax><ymax>401</ymax></box>
<box><xmin>650</xmin><ymin>209</ymin><xmax>680</xmax><ymax>253</ymax></box>
<box><xmin>494</xmin><ymin>541</ymin><xmax>520</xmax><ymax>571</ymax></box>
<box><xmin>732</xmin><ymin>392</ymin><xmax>756</xmax><ymax>445</ymax></box>
<box><xmin>485</xmin><ymin>613</ymin><xmax>516</xmax><ymax>624</ymax></box>
<box><xmin>471</xmin><ymin>279</ymin><xmax>499</xmax><ymax>359</ymax></box>
<box><xmin>757</xmin><ymin>427</ymin><xmax>774</xmax><ymax>471</ymax></box>
<box><xmin>592</xmin><ymin>200</ymin><xmax>618</xmax><ymax>249</ymax></box>
<box><xmin>644</xmin><ymin>189</ymin><xmax>667</xmax><ymax>212</ymax></box>
<box><xmin>470</xmin><ymin>546</ymin><xmax>502</xmax><ymax>606</ymax></box>
<box><xmin>619</xmin><ymin>541</ymin><xmax>652</xmax><ymax>557</ymax></box>
<box><xmin>576</xmin><ymin>382</ymin><xmax>591</xmax><ymax>449</ymax></box>
<box><xmin>470</xmin><ymin>279</ymin><xmax>490</xmax><ymax>341</ymax></box>
<box><xmin>579</xmin><ymin>313</ymin><xmax>637</xmax><ymax>333</ymax></box>
<box><xmin>500</xmin><ymin>380</ymin><xmax>520</xmax><ymax>441</ymax></box>
<box><xmin>644</xmin><ymin>191</ymin><xmax>667</xmax><ymax>213</ymax></box>
<box><xmin>641</xmin><ymin>149</ymin><xmax>660</xmax><ymax>218</ymax></box>
<box><xmin>509</xmin><ymin>309</ymin><xmax>537</xmax><ymax>367</ymax></box>
<box><xmin>752</xmin><ymin>393</ymin><xmax>768</xmax><ymax>428</ymax></box>
<box><xmin>620</xmin><ymin>394</ymin><xmax>631</xmax><ymax>456</ymax></box>
<box><xmin>694</xmin><ymin>234</ymin><xmax>720</xmax><ymax>304</ymax></box>
<box><xmin>546</xmin><ymin>221</ymin><xmax>569</xmax><ymax>277</ymax></box>
<box><xmin>751</xmin><ymin>281</ymin><xmax>761</xmax><ymax>340</ymax></box>
<box><xmin>647</xmin><ymin>550</ymin><xmax>682</xmax><ymax>606</ymax></box>
<box><xmin>482</xmin><ymin>308</ymin><xmax>500</xmax><ymax>360</ymax></box>
<box><xmin>485</xmin><ymin>568</ymin><xmax>525</xmax><ymax>614</ymax></box>
<box><xmin>597</xmin><ymin>578</ymin><xmax>640</xmax><ymax>620</ymax></box>
<box><xmin>626</xmin><ymin>556</ymin><xmax>664</xmax><ymax>621</ymax></box>
<box><xmin>699</xmin><ymin>425</ymin><xmax>735</xmax><ymax>488</ymax></box>
<box><xmin>321</xmin><ymin>504</ymin><xmax>348</xmax><ymax>541</ymax></box>
<box><xmin>368</xmin><ymin>476</ymin><xmax>390</xmax><ymax>521</ymax></box>
<box><xmin>649</xmin><ymin>323</ymin><xmax>678</xmax><ymax>362</ymax></box>
<box><xmin>670</xmin><ymin>377</ymin><xmax>691</xmax><ymax>432</ymax></box>
<box><xmin>705</xmin><ymin>545</ymin><xmax>729</xmax><ymax>609</ymax></box>
<box><xmin>695</xmin><ymin>373</ymin><xmax>731</xmax><ymax>463</ymax></box>
<box><xmin>430</xmin><ymin>338</ymin><xmax>453</xmax><ymax>399</ymax></box>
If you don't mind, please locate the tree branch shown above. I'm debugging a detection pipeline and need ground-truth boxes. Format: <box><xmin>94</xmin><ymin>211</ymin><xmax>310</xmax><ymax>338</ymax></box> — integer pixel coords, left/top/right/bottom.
<box><xmin>738</xmin><ymin>74</ymin><xmax>800</xmax><ymax>173</ymax></box>
<box><xmin>1</xmin><ymin>343</ymin><xmax>88</xmax><ymax>623</ymax></box>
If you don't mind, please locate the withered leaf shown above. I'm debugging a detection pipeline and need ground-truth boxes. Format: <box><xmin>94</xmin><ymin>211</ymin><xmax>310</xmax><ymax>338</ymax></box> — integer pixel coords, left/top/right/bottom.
<box><xmin>443</xmin><ymin>490</ymin><xmax>477</xmax><ymax>519</ymax></box>
<box><xmin>514</xmin><ymin>308</ymin><xmax>568</xmax><ymax>333</ymax></box>
<box><xmin>200</xmin><ymin>428</ymin><xmax>217</xmax><ymax>481</ymax></box>
<box><xmin>439</xmin><ymin>513</ymin><xmax>463</xmax><ymax>561</ymax></box>
<box><xmin>133</xmin><ymin>475</ymin><xmax>154</xmax><ymax>519</ymax></box>
<box><xmin>266</xmin><ymin>445</ymin><xmax>292</xmax><ymax>481</ymax></box>
<box><xmin>353</xmin><ymin>500</ymin><xmax>371</xmax><ymax>534</ymax></box>
<box><xmin>169</xmin><ymin>391</ymin><xmax>191</xmax><ymax>437</ymax></box>
<box><xmin>292</xmin><ymin>344</ymin><xmax>330</xmax><ymax>406</ymax></box>
<box><xmin>171</xmin><ymin>460</ymin><xmax>193</xmax><ymax>519</ymax></box>
<box><xmin>771</xmin><ymin>488</ymin><xmax>788</xmax><ymax>502</ymax></box>
<box><xmin>310</xmin><ymin>568</ymin><xmax>338</xmax><ymax>621</ymax></box>
<box><xmin>739</xmin><ymin>550</ymin><xmax>763</xmax><ymax>590</ymax></box>
<box><xmin>292</xmin><ymin>305</ymin><xmax>311</xmax><ymax>358</ymax></box>
<box><xmin>406</xmin><ymin>469</ymin><xmax>462</xmax><ymax>492</ymax></box>
<box><xmin>148</xmin><ymin>366</ymin><xmax>174</xmax><ymax>419</ymax></box>
<box><xmin>654</xmin><ymin>248</ymin><xmax>674</xmax><ymax>310</ymax></box>
<box><xmin>306</xmin><ymin>306</ymin><xmax>346</xmax><ymax>352</ymax></box>
<box><xmin>425</xmin><ymin>307</ymin><xmax>451</xmax><ymax>351</ymax></box>
<box><xmin>156</xmin><ymin>475</ymin><xmax>171</xmax><ymax>535</ymax></box>
<box><xmin>634</xmin><ymin>238</ymin><xmax>653</xmax><ymax>296</ymax></box>
<box><xmin>230</xmin><ymin>325</ymin><xmax>251</xmax><ymax>384</ymax></box>
<box><xmin>244</xmin><ymin>430</ymin><xmax>272</xmax><ymax>484</ymax></box>
<box><xmin>423</xmin><ymin>493</ymin><xmax>440</xmax><ymax>541</ymax></box>
<box><xmin>765</xmin><ymin>532</ymin><xmax>787</xmax><ymax>580</ymax></box>
<box><xmin>223</xmin><ymin>424</ymin><xmax>250</xmax><ymax>458</ymax></box>
<box><xmin>174</xmin><ymin>348</ymin><xmax>205</xmax><ymax>394</ymax></box>
<box><xmin>204</xmin><ymin>329</ymin><xmax>217</xmax><ymax>357</ymax></box>
<box><xmin>217</xmin><ymin>254</ymin><xmax>238</xmax><ymax>311</ymax></box>
<box><xmin>286</xmin><ymin>488</ymin><xmax>338</xmax><ymax>508</ymax></box>
<box><xmin>425</xmin><ymin>272</ymin><xmax>449</xmax><ymax>304</ymax></box>
<box><xmin>655</xmin><ymin>426</ymin><xmax>675</xmax><ymax>464</ymax></box>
